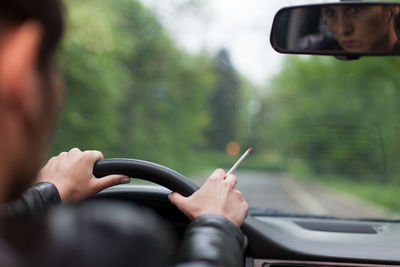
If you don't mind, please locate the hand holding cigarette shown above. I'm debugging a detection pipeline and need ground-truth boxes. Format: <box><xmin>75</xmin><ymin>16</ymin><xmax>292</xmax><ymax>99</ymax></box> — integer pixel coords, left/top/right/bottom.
<box><xmin>168</xmin><ymin>147</ymin><xmax>252</xmax><ymax>226</ymax></box>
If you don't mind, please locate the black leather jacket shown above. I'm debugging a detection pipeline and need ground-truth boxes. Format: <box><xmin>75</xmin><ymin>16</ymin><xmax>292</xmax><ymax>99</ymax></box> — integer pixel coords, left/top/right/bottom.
<box><xmin>0</xmin><ymin>183</ymin><xmax>246</xmax><ymax>267</ymax></box>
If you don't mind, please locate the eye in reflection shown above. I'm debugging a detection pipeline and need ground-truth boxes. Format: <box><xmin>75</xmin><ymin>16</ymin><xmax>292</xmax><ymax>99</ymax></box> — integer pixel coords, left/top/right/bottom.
<box><xmin>345</xmin><ymin>5</ymin><xmax>364</xmax><ymax>16</ymax></box>
<box><xmin>322</xmin><ymin>7</ymin><xmax>335</xmax><ymax>18</ymax></box>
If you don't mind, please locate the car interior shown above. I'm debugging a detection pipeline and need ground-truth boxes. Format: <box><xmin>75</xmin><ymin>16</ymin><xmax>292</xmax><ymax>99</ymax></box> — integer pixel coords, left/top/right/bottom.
<box><xmin>89</xmin><ymin>157</ymin><xmax>400</xmax><ymax>267</ymax></box>
<box><xmin>74</xmin><ymin>1</ymin><xmax>400</xmax><ymax>266</ymax></box>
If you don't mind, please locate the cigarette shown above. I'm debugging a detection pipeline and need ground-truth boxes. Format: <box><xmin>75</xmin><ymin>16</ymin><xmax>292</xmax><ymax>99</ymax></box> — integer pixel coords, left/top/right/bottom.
<box><xmin>226</xmin><ymin>148</ymin><xmax>253</xmax><ymax>176</ymax></box>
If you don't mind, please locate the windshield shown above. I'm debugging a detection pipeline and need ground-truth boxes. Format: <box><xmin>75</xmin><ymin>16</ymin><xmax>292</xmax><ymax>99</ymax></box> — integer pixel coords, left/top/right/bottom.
<box><xmin>52</xmin><ymin>0</ymin><xmax>400</xmax><ymax>220</ymax></box>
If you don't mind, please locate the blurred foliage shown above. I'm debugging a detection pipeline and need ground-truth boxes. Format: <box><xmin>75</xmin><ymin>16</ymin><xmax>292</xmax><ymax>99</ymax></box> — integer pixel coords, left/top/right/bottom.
<box><xmin>51</xmin><ymin>0</ymin><xmax>252</xmax><ymax>174</ymax></box>
<box><xmin>52</xmin><ymin>0</ymin><xmax>400</xmax><ymax>191</ymax></box>
<box><xmin>257</xmin><ymin>55</ymin><xmax>400</xmax><ymax>184</ymax></box>
<box><xmin>206</xmin><ymin>49</ymin><xmax>241</xmax><ymax>150</ymax></box>
<box><xmin>49</xmin><ymin>0</ymin><xmax>400</xmax><ymax>212</ymax></box>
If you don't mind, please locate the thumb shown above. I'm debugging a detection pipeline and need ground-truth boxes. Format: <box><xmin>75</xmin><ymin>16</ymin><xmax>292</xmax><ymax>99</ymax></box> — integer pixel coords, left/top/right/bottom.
<box><xmin>93</xmin><ymin>175</ymin><xmax>130</xmax><ymax>192</ymax></box>
<box><xmin>169</xmin><ymin>192</ymin><xmax>195</xmax><ymax>220</ymax></box>
<box><xmin>169</xmin><ymin>192</ymin><xmax>186</xmax><ymax>207</ymax></box>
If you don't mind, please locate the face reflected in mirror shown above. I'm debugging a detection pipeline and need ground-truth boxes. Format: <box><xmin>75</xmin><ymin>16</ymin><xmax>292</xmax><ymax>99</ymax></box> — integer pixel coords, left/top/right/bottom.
<box><xmin>270</xmin><ymin>3</ymin><xmax>400</xmax><ymax>56</ymax></box>
<box><xmin>322</xmin><ymin>5</ymin><xmax>400</xmax><ymax>53</ymax></box>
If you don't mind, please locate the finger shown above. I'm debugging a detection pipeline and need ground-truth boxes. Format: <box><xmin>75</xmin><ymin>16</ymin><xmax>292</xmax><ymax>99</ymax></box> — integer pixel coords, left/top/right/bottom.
<box><xmin>93</xmin><ymin>174</ymin><xmax>130</xmax><ymax>192</ymax></box>
<box><xmin>168</xmin><ymin>192</ymin><xmax>186</xmax><ymax>207</ymax></box>
<box><xmin>46</xmin><ymin>156</ymin><xmax>57</xmax><ymax>164</ymax></box>
<box><xmin>169</xmin><ymin>192</ymin><xmax>194</xmax><ymax>220</ymax></box>
<box><xmin>84</xmin><ymin>150</ymin><xmax>104</xmax><ymax>162</ymax></box>
<box><xmin>69</xmin><ymin>147</ymin><xmax>81</xmax><ymax>154</ymax></box>
<box><xmin>225</xmin><ymin>174</ymin><xmax>237</xmax><ymax>186</ymax></box>
<box><xmin>243</xmin><ymin>201</ymin><xmax>249</xmax><ymax>218</ymax></box>
<box><xmin>208</xmin><ymin>168</ymin><xmax>226</xmax><ymax>182</ymax></box>
<box><xmin>234</xmin><ymin>188</ymin><xmax>243</xmax><ymax>197</ymax></box>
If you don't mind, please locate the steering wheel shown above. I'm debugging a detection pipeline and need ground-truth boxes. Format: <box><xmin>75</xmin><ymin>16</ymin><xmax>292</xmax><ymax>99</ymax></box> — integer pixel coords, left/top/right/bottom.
<box><xmin>93</xmin><ymin>158</ymin><xmax>199</xmax><ymax>197</ymax></box>
<box><xmin>93</xmin><ymin>158</ymin><xmax>253</xmax><ymax>250</ymax></box>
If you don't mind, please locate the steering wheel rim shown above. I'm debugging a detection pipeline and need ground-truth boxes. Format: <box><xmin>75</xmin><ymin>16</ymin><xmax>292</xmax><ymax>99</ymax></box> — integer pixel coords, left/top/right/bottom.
<box><xmin>93</xmin><ymin>158</ymin><xmax>253</xmax><ymax>234</ymax></box>
<box><xmin>93</xmin><ymin>158</ymin><xmax>199</xmax><ymax>197</ymax></box>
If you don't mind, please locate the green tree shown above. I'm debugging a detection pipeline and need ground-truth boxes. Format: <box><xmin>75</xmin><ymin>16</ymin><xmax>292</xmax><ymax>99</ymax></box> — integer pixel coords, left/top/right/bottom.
<box><xmin>52</xmin><ymin>0</ymin><xmax>218</xmax><ymax>173</ymax></box>
<box><xmin>260</xmin><ymin>56</ymin><xmax>400</xmax><ymax>183</ymax></box>
<box><xmin>206</xmin><ymin>49</ymin><xmax>241</xmax><ymax>150</ymax></box>
<box><xmin>52</xmin><ymin>0</ymin><xmax>134</xmax><ymax>155</ymax></box>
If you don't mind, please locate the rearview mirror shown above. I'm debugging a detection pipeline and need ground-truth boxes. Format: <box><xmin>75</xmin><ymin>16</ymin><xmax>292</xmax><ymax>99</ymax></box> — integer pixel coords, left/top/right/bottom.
<box><xmin>270</xmin><ymin>3</ymin><xmax>400</xmax><ymax>58</ymax></box>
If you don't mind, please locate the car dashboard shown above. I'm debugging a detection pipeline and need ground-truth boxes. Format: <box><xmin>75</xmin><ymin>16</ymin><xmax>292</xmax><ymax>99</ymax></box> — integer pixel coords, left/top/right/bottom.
<box><xmin>91</xmin><ymin>185</ymin><xmax>400</xmax><ymax>267</ymax></box>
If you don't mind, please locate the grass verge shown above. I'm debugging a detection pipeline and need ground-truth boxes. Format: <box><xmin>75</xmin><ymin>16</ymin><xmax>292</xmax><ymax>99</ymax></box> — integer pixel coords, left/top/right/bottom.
<box><xmin>291</xmin><ymin>171</ymin><xmax>400</xmax><ymax>213</ymax></box>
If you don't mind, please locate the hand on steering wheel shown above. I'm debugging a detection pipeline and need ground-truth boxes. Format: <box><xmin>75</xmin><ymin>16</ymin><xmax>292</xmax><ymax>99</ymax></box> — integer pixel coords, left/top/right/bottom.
<box><xmin>37</xmin><ymin>148</ymin><xmax>130</xmax><ymax>203</ymax></box>
<box><xmin>169</xmin><ymin>169</ymin><xmax>248</xmax><ymax>227</ymax></box>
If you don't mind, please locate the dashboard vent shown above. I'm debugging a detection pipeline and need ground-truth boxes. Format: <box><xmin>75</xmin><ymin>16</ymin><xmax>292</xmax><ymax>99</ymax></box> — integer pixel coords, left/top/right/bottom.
<box><xmin>266</xmin><ymin>265</ymin><xmax>329</xmax><ymax>267</ymax></box>
<box><xmin>293</xmin><ymin>220</ymin><xmax>386</xmax><ymax>234</ymax></box>
<box><xmin>257</xmin><ymin>260</ymin><xmax>391</xmax><ymax>267</ymax></box>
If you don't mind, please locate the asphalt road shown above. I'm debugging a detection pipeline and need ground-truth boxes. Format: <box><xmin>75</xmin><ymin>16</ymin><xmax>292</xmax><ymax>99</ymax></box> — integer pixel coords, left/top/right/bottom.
<box><xmin>191</xmin><ymin>171</ymin><xmax>398</xmax><ymax>220</ymax></box>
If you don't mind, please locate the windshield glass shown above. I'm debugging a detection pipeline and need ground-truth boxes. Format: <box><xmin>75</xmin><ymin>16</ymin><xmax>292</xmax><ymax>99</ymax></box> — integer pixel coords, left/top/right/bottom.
<box><xmin>52</xmin><ymin>0</ymin><xmax>400</xmax><ymax>220</ymax></box>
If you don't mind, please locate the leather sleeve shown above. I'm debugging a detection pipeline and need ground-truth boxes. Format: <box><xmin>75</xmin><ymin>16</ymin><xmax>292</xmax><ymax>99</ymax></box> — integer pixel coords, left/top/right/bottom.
<box><xmin>0</xmin><ymin>201</ymin><xmax>245</xmax><ymax>267</ymax></box>
<box><xmin>175</xmin><ymin>214</ymin><xmax>246</xmax><ymax>267</ymax></box>
<box><xmin>0</xmin><ymin>182</ymin><xmax>61</xmax><ymax>218</ymax></box>
<box><xmin>1</xmin><ymin>201</ymin><xmax>176</xmax><ymax>267</ymax></box>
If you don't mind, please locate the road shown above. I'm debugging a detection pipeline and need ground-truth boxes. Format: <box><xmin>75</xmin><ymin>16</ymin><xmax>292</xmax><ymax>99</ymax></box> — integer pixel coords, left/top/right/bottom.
<box><xmin>191</xmin><ymin>171</ymin><xmax>397</xmax><ymax>220</ymax></box>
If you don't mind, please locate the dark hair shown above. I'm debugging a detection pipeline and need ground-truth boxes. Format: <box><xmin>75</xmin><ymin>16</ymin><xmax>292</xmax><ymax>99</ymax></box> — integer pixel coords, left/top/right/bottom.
<box><xmin>0</xmin><ymin>0</ymin><xmax>64</xmax><ymax>71</ymax></box>
<box><xmin>394</xmin><ymin>12</ymin><xmax>400</xmax><ymax>41</ymax></box>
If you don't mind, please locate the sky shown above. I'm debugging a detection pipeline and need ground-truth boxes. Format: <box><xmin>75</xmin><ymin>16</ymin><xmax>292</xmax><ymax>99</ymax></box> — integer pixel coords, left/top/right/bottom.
<box><xmin>140</xmin><ymin>0</ymin><xmax>333</xmax><ymax>87</ymax></box>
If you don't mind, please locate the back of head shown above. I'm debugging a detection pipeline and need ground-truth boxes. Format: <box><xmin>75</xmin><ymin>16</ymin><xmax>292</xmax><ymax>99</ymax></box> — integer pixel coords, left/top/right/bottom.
<box><xmin>0</xmin><ymin>0</ymin><xmax>65</xmax><ymax>71</ymax></box>
<box><xmin>0</xmin><ymin>0</ymin><xmax>65</xmax><ymax>203</ymax></box>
